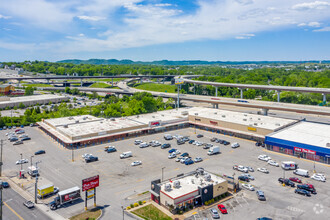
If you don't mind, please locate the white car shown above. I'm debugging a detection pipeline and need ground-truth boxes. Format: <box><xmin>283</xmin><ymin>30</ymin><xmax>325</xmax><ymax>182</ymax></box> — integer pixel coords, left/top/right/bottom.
<box><xmin>314</xmin><ymin>173</ymin><xmax>326</xmax><ymax>180</ymax></box>
<box><xmin>196</xmin><ymin>142</ymin><xmax>204</xmax><ymax>146</ymax></box>
<box><xmin>267</xmin><ymin>160</ymin><xmax>279</xmax><ymax>167</ymax></box>
<box><xmin>19</xmin><ymin>134</ymin><xmax>29</xmax><ymax>138</ymax></box>
<box><xmin>194</xmin><ymin>157</ymin><xmax>203</xmax><ymax>163</ymax></box>
<box><xmin>16</xmin><ymin>159</ymin><xmax>29</xmax><ymax>165</ymax></box>
<box><xmin>231</xmin><ymin>142</ymin><xmax>240</xmax><ymax>148</ymax></box>
<box><xmin>257</xmin><ymin>168</ymin><xmax>269</xmax><ymax>174</ymax></box>
<box><xmin>139</xmin><ymin>142</ymin><xmax>149</xmax><ymax>148</ymax></box>
<box><xmin>241</xmin><ymin>183</ymin><xmax>255</xmax><ymax>191</ymax></box>
<box><xmin>131</xmin><ymin>161</ymin><xmax>142</xmax><ymax>166</ymax></box>
<box><xmin>175</xmin><ymin>150</ymin><xmax>181</xmax><ymax>154</ymax></box>
<box><xmin>16</xmin><ymin>130</ymin><xmax>25</xmax><ymax>134</ymax></box>
<box><xmin>134</xmin><ymin>140</ymin><xmax>142</xmax><ymax>145</ymax></box>
<box><xmin>176</xmin><ymin>157</ymin><xmax>183</xmax><ymax>162</ymax></box>
<box><xmin>180</xmin><ymin>157</ymin><xmax>190</xmax><ymax>163</ymax></box>
<box><xmin>168</xmin><ymin>153</ymin><xmax>176</xmax><ymax>159</ymax></box>
<box><xmin>258</xmin><ymin>155</ymin><xmax>271</xmax><ymax>161</ymax></box>
<box><xmin>82</xmin><ymin>153</ymin><xmax>92</xmax><ymax>159</ymax></box>
<box><xmin>311</xmin><ymin>174</ymin><xmax>326</xmax><ymax>182</ymax></box>
<box><xmin>238</xmin><ymin>165</ymin><xmax>249</xmax><ymax>173</ymax></box>
<box><xmin>242</xmin><ymin>174</ymin><xmax>255</xmax><ymax>180</ymax></box>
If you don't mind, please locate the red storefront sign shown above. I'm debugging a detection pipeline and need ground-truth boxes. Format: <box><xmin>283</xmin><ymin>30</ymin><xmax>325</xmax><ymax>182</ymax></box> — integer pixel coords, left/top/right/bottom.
<box><xmin>82</xmin><ymin>175</ymin><xmax>99</xmax><ymax>191</ymax></box>
<box><xmin>294</xmin><ymin>147</ymin><xmax>316</xmax><ymax>155</ymax></box>
<box><xmin>210</xmin><ymin>121</ymin><xmax>218</xmax><ymax>125</ymax></box>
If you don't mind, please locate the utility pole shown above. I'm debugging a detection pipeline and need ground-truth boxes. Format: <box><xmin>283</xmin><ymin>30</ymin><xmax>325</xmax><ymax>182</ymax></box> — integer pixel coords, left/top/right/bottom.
<box><xmin>121</xmin><ymin>206</ymin><xmax>124</xmax><ymax>220</ymax></box>
<box><xmin>35</xmin><ymin>161</ymin><xmax>41</xmax><ymax>204</ymax></box>
<box><xmin>20</xmin><ymin>153</ymin><xmax>23</xmax><ymax>171</ymax></box>
<box><xmin>0</xmin><ymin>179</ymin><xmax>2</xmax><ymax>220</ymax></box>
<box><xmin>11</xmin><ymin>109</ymin><xmax>12</xmax><ymax>127</ymax></box>
<box><xmin>30</xmin><ymin>155</ymin><xmax>34</xmax><ymax>167</ymax></box>
<box><xmin>72</xmin><ymin>146</ymin><xmax>74</xmax><ymax>162</ymax></box>
<box><xmin>161</xmin><ymin>167</ymin><xmax>165</xmax><ymax>182</ymax></box>
<box><xmin>0</xmin><ymin>139</ymin><xmax>3</xmax><ymax>177</ymax></box>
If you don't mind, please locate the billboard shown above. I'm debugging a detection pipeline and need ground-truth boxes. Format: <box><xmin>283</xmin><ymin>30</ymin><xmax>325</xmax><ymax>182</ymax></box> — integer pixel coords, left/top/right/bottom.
<box><xmin>87</xmin><ymin>188</ymin><xmax>95</xmax><ymax>200</ymax></box>
<box><xmin>82</xmin><ymin>175</ymin><xmax>99</xmax><ymax>191</ymax></box>
<box><xmin>175</xmin><ymin>78</ymin><xmax>184</xmax><ymax>85</ymax></box>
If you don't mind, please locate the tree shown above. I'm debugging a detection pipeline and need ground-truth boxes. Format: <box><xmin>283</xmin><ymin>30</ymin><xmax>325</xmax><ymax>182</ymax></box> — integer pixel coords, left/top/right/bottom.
<box><xmin>65</xmin><ymin>87</ymin><xmax>71</xmax><ymax>94</ymax></box>
<box><xmin>92</xmin><ymin>91</ymin><xmax>98</xmax><ymax>99</ymax></box>
<box><xmin>18</xmin><ymin>103</ymin><xmax>25</xmax><ymax>109</ymax></box>
<box><xmin>25</xmin><ymin>86</ymin><xmax>34</xmax><ymax>96</ymax></box>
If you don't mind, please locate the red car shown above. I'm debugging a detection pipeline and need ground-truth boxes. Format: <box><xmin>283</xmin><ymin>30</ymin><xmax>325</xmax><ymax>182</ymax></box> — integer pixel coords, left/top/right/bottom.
<box><xmin>218</xmin><ymin>204</ymin><xmax>227</xmax><ymax>214</ymax></box>
<box><xmin>304</xmin><ymin>184</ymin><xmax>315</xmax><ymax>189</ymax></box>
<box><xmin>289</xmin><ymin>177</ymin><xmax>302</xmax><ymax>183</ymax></box>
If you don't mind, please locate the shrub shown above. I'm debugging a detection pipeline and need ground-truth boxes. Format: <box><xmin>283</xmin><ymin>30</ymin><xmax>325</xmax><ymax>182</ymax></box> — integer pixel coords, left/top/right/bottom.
<box><xmin>126</xmin><ymin>206</ymin><xmax>131</xmax><ymax>210</ymax></box>
<box><xmin>138</xmin><ymin>201</ymin><xmax>142</xmax><ymax>205</ymax></box>
<box><xmin>205</xmin><ymin>201</ymin><xmax>209</xmax><ymax>206</ymax></box>
<box><xmin>142</xmin><ymin>201</ymin><xmax>146</xmax><ymax>204</ymax></box>
<box><xmin>214</xmin><ymin>197</ymin><xmax>218</xmax><ymax>202</ymax></box>
<box><xmin>134</xmin><ymin>203</ymin><xmax>139</xmax><ymax>207</ymax></box>
<box><xmin>130</xmin><ymin>204</ymin><xmax>134</xmax><ymax>208</ymax></box>
<box><xmin>211</xmin><ymin>199</ymin><xmax>214</xmax><ymax>204</ymax></box>
<box><xmin>189</xmin><ymin>205</ymin><xmax>193</xmax><ymax>209</ymax></box>
<box><xmin>179</xmin><ymin>210</ymin><xmax>183</xmax><ymax>215</ymax></box>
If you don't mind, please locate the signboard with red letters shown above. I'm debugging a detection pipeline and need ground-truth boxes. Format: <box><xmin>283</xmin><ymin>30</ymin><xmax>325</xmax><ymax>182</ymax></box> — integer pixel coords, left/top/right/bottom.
<box><xmin>82</xmin><ymin>175</ymin><xmax>99</xmax><ymax>191</ymax></box>
<box><xmin>294</xmin><ymin>147</ymin><xmax>316</xmax><ymax>155</ymax></box>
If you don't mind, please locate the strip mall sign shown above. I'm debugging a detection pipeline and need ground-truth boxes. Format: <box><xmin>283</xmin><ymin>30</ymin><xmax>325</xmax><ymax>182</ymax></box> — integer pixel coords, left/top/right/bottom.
<box><xmin>149</xmin><ymin>121</ymin><xmax>161</xmax><ymax>127</ymax></box>
<box><xmin>210</xmin><ymin>121</ymin><xmax>218</xmax><ymax>125</ymax></box>
<box><xmin>294</xmin><ymin>147</ymin><xmax>316</xmax><ymax>155</ymax></box>
<box><xmin>82</xmin><ymin>175</ymin><xmax>99</xmax><ymax>191</ymax></box>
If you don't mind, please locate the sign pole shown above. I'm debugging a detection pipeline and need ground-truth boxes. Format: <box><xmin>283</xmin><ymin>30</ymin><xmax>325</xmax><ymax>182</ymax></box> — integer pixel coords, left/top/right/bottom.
<box><xmin>85</xmin><ymin>191</ymin><xmax>87</xmax><ymax>211</ymax></box>
<box><xmin>94</xmin><ymin>187</ymin><xmax>96</xmax><ymax>207</ymax></box>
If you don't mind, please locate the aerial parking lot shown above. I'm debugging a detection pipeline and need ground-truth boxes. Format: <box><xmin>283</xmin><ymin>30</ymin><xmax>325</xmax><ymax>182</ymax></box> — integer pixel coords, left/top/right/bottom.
<box><xmin>1</xmin><ymin>126</ymin><xmax>329</xmax><ymax>220</ymax></box>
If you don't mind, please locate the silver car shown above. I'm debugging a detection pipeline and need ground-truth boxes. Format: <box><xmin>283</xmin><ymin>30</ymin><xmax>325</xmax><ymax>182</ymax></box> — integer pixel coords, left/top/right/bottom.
<box><xmin>210</xmin><ymin>208</ymin><xmax>220</xmax><ymax>219</ymax></box>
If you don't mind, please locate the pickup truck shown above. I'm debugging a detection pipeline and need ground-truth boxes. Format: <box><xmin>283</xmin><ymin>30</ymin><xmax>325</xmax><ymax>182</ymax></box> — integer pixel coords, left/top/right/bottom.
<box><xmin>278</xmin><ymin>178</ymin><xmax>295</xmax><ymax>187</ymax></box>
<box><xmin>233</xmin><ymin>165</ymin><xmax>248</xmax><ymax>173</ymax></box>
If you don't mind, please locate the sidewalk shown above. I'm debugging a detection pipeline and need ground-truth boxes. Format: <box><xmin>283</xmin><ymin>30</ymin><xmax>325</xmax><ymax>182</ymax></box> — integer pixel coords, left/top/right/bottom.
<box><xmin>4</xmin><ymin>176</ymin><xmax>68</xmax><ymax>220</ymax></box>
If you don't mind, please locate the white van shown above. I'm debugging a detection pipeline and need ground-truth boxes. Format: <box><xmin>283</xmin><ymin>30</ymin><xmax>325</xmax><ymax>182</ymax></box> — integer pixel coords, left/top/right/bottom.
<box><xmin>120</xmin><ymin>151</ymin><xmax>132</xmax><ymax>159</ymax></box>
<box><xmin>231</xmin><ymin>142</ymin><xmax>240</xmax><ymax>148</ymax></box>
<box><xmin>293</xmin><ymin>168</ymin><xmax>309</xmax><ymax>177</ymax></box>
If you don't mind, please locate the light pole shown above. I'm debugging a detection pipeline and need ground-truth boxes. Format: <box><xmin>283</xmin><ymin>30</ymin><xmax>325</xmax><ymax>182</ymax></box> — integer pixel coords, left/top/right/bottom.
<box><xmin>20</xmin><ymin>153</ymin><xmax>23</xmax><ymax>171</ymax></box>
<box><xmin>161</xmin><ymin>167</ymin><xmax>165</xmax><ymax>182</ymax></box>
<box><xmin>194</xmin><ymin>113</ymin><xmax>198</xmax><ymax>134</ymax></box>
<box><xmin>72</xmin><ymin>145</ymin><xmax>74</xmax><ymax>162</ymax></box>
<box><xmin>0</xmin><ymin>139</ymin><xmax>3</xmax><ymax>177</ymax></box>
<box><xmin>313</xmin><ymin>154</ymin><xmax>316</xmax><ymax>173</ymax></box>
<box><xmin>34</xmin><ymin>161</ymin><xmax>41</xmax><ymax>204</ymax></box>
<box><xmin>121</xmin><ymin>206</ymin><xmax>124</xmax><ymax>220</ymax></box>
<box><xmin>30</xmin><ymin>155</ymin><xmax>34</xmax><ymax>167</ymax></box>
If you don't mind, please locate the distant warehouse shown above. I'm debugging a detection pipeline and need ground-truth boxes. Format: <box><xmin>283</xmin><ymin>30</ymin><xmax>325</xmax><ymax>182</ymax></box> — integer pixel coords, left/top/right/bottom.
<box><xmin>265</xmin><ymin>121</ymin><xmax>330</xmax><ymax>164</ymax></box>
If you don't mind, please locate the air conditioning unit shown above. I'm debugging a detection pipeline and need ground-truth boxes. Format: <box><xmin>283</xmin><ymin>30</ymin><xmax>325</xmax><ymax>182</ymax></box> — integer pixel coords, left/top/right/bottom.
<box><xmin>275</xmin><ymin>123</ymin><xmax>281</xmax><ymax>126</ymax></box>
<box><xmin>254</xmin><ymin>123</ymin><xmax>258</xmax><ymax>126</ymax></box>
<box><xmin>75</xmin><ymin>120</ymin><xmax>79</xmax><ymax>123</ymax></box>
<box><xmin>243</xmin><ymin>119</ymin><xmax>247</xmax><ymax>121</ymax></box>
<box><xmin>173</xmin><ymin>181</ymin><xmax>180</xmax><ymax>188</ymax></box>
<box><xmin>222</xmin><ymin>115</ymin><xmax>226</xmax><ymax>118</ymax></box>
<box><xmin>165</xmin><ymin>183</ymin><xmax>171</xmax><ymax>191</ymax></box>
<box><xmin>63</xmin><ymin>124</ymin><xmax>68</xmax><ymax>128</ymax></box>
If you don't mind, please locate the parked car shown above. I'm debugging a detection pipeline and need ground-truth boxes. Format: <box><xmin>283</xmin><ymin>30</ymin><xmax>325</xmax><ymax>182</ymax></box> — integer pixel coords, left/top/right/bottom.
<box><xmin>16</xmin><ymin>159</ymin><xmax>28</xmax><ymax>165</ymax></box>
<box><xmin>134</xmin><ymin>140</ymin><xmax>143</xmax><ymax>145</ymax></box>
<box><xmin>258</xmin><ymin>155</ymin><xmax>271</xmax><ymax>161</ymax></box>
<box><xmin>242</xmin><ymin>174</ymin><xmax>255</xmax><ymax>180</ymax></box>
<box><xmin>34</xmin><ymin>150</ymin><xmax>46</xmax><ymax>155</ymax></box>
<box><xmin>182</xmin><ymin>136</ymin><xmax>190</xmax><ymax>142</ymax></box>
<box><xmin>21</xmin><ymin>137</ymin><xmax>31</xmax><ymax>141</ymax></box>
<box><xmin>13</xmin><ymin>140</ymin><xmax>23</xmax><ymax>145</ymax></box>
<box><xmin>203</xmin><ymin>143</ymin><xmax>213</xmax><ymax>149</ymax></box>
<box><xmin>257</xmin><ymin>168</ymin><xmax>269</xmax><ymax>174</ymax></box>
<box><xmin>216</xmin><ymin>139</ymin><xmax>224</xmax><ymax>144</ymax></box>
<box><xmin>295</xmin><ymin>189</ymin><xmax>311</xmax><ymax>196</ymax></box>
<box><xmin>278</xmin><ymin>178</ymin><xmax>295</xmax><ymax>187</ymax></box>
<box><xmin>168</xmin><ymin>153</ymin><xmax>176</xmax><ymax>159</ymax></box>
<box><xmin>314</xmin><ymin>173</ymin><xmax>326</xmax><ymax>180</ymax></box>
<box><xmin>210</xmin><ymin>208</ymin><xmax>220</xmax><ymax>219</ymax></box>
<box><xmin>311</xmin><ymin>174</ymin><xmax>326</xmax><ymax>182</ymax></box>
<box><xmin>241</xmin><ymin>183</ymin><xmax>254</xmax><ymax>191</ymax></box>
<box><xmin>233</xmin><ymin>165</ymin><xmax>248</xmax><ymax>173</ymax></box>
<box><xmin>19</xmin><ymin>134</ymin><xmax>28</xmax><ymax>138</ymax></box>
<box><xmin>268</xmin><ymin>160</ymin><xmax>279</xmax><ymax>167</ymax></box>
<box><xmin>223</xmin><ymin>141</ymin><xmax>230</xmax><ymax>145</ymax></box>
<box><xmin>150</xmin><ymin>141</ymin><xmax>161</xmax><ymax>147</ymax></box>
<box><xmin>210</xmin><ymin>137</ymin><xmax>217</xmax><ymax>142</ymax></box>
<box><xmin>16</xmin><ymin>130</ymin><xmax>25</xmax><ymax>134</ymax></box>
<box><xmin>194</xmin><ymin>157</ymin><xmax>203</xmax><ymax>163</ymax></box>
<box><xmin>1</xmin><ymin>181</ymin><xmax>9</xmax><ymax>188</ymax></box>
<box><xmin>82</xmin><ymin>153</ymin><xmax>92</xmax><ymax>159</ymax></box>
<box><xmin>217</xmin><ymin>204</ymin><xmax>227</xmax><ymax>214</ymax></box>
<box><xmin>139</xmin><ymin>142</ymin><xmax>149</xmax><ymax>148</ymax></box>
<box><xmin>10</xmin><ymin>137</ymin><xmax>19</xmax><ymax>142</ymax></box>
<box><xmin>181</xmin><ymin>157</ymin><xmax>190</xmax><ymax>164</ymax></box>
<box><xmin>180</xmin><ymin>152</ymin><xmax>189</xmax><ymax>157</ymax></box>
<box><xmin>105</xmin><ymin>146</ymin><xmax>117</xmax><ymax>153</ymax></box>
<box><xmin>289</xmin><ymin>177</ymin><xmax>302</xmax><ymax>183</ymax></box>
<box><xmin>131</xmin><ymin>161</ymin><xmax>142</xmax><ymax>166</ymax></box>
<box><xmin>185</xmin><ymin>159</ymin><xmax>194</xmax><ymax>165</ymax></box>
<box><xmin>231</xmin><ymin>142</ymin><xmax>240</xmax><ymax>148</ymax></box>
<box><xmin>168</xmin><ymin>149</ymin><xmax>177</xmax><ymax>153</ymax></box>
<box><xmin>255</xmin><ymin>142</ymin><xmax>265</xmax><ymax>147</ymax></box>
<box><xmin>85</xmin><ymin>156</ymin><xmax>98</xmax><ymax>163</ymax></box>
<box><xmin>196</xmin><ymin>134</ymin><xmax>204</xmax><ymax>138</ymax></box>
<box><xmin>164</xmin><ymin>134</ymin><xmax>173</xmax><ymax>140</ymax></box>
<box><xmin>238</xmin><ymin>176</ymin><xmax>250</xmax><ymax>182</ymax></box>
<box><xmin>23</xmin><ymin>200</ymin><xmax>35</xmax><ymax>209</ymax></box>
<box><xmin>177</xmin><ymin>139</ymin><xmax>185</xmax><ymax>145</ymax></box>
<box><xmin>246</xmin><ymin>166</ymin><xmax>254</xmax><ymax>172</ymax></box>
<box><xmin>256</xmin><ymin>190</ymin><xmax>266</xmax><ymax>201</ymax></box>
<box><xmin>297</xmin><ymin>185</ymin><xmax>317</xmax><ymax>194</ymax></box>
<box><xmin>161</xmin><ymin>143</ymin><xmax>171</xmax><ymax>149</ymax></box>
<box><xmin>188</xmin><ymin>140</ymin><xmax>195</xmax><ymax>144</ymax></box>
<box><xmin>176</xmin><ymin>157</ymin><xmax>183</xmax><ymax>162</ymax></box>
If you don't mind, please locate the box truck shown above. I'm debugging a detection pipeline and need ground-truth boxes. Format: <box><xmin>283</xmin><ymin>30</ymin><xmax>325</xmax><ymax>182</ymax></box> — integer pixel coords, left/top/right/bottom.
<box><xmin>207</xmin><ymin>146</ymin><xmax>220</xmax><ymax>155</ymax></box>
<box><xmin>50</xmin><ymin>186</ymin><xmax>81</xmax><ymax>210</ymax></box>
<box><xmin>293</xmin><ymin>169</ymin><xmax>309</xmax><ymax>177</ymax></box>
<box><xmin>37</xmin><ymin>184</ymin><xmax>59</xmax><ymax>199</ymax></box>
<box><xmin>28</xmin><ymin>166</ymin><xmax>39</xmax><ymax>177</ymax></box>
<box><xmin>120</xmin><ymin>151</ymin><xmax>132</xmax><ymax>159</ymax></box>
<box><xmin>281</xmin><ymin>161</ymin><xmax>298</xmax><ymax>170</ymax></box>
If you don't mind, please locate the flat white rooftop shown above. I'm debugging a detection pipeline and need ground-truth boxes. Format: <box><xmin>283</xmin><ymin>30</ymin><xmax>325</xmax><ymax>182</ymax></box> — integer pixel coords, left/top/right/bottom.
<box><xmin>160</xmin><ymin>172</ymin><xmax>226</xmax><ymax>199</ymax></box>
<box><xmin>268</xmin><ymin>121</ymin><xmax>330</xmax><ymax>148</ymax></box>
<box><xmin>0</xmin><ymin>94</ymin><xmax>67</xmax><ymax>103</ymax></box>
<box><xmin>188</xmin><ymin>107</ymin><xmax>296</xmax><ymax>130</ymax></box>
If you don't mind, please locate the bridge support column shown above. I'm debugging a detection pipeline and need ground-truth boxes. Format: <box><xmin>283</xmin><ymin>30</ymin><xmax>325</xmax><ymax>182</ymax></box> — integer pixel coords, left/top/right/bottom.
<box><xmin>163</xmin><ymin>77</ymin><xmax>165</xmax><ymax>84</ymax></box>
<box><xmin>47</xmin><ymin>79</ymin><xmax>50</xmax><ymax>84</ymax></box>
<box><xmin>140</xmin><ymin>78</ymin><xmax>142</xmax><ymax>84</ymax></box>
<box><xmin>261</xmin><ymin>108</ymin><xmax>269</xmax><ymax>116</ymax></box>
<box><xmin>194</xmin><ymin>84</ymin><xmax>196</xmax><ymax>95</ymax></box>
<box><xmin>322</xmin><ymin>93</ymin><xmax>326</xmax><ymax>102</ymax></box>
<box><xmin>239</xmin><ymin>88</ymin><xmax>243</xmax><ymax>99</ymax></box>
<box><xmin>215</xmin><ymin>86</ymin><xmax>218</xmax><ymax>97</ymax></box>
<box><xmin>112</xmin><ymin>78</ymin><xmax>114</xmax><ymax>87</ymax></box>
<box><xmin>81</xmin><ymin>79</ymin><xmax>83</xmax><ymax>87</ymax></box>
<box><xmin>277</xmin><ymin>90</ymin><xmax>281</xmax><ymax>102</ymax></box>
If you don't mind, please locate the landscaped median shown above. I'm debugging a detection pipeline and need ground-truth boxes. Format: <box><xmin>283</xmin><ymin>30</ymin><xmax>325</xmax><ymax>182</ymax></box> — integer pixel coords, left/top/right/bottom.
<box><xmin>69</xmin><ymin>207</ymin><xmax>102</xmax><ymax>220</ymax></box>
<box><xmin>129</xmin><ymin>203</ymin><xmax>172</xmax><ymax>220</ymax></box>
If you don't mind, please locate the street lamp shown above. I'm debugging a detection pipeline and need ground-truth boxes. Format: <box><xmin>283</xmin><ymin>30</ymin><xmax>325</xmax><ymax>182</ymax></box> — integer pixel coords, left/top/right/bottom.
<box><xmin>121</xmin><ymin>206</ymin><xmax>125</xmax><ymax>220</ymax></box>
<box><xmin>72</xmin><ymin>145</ymin><xmax>74</xmax><ymax>162</ymax></box>
<box><xmin>194</xmin><ymin>113</ymin><xmax>198</xmax><ymax>134</ymax></box>
<box><xmin>30</xmin><ymin>155</ymin><xmax>34</xmax><ymax>167</ymax></box>
<box><xmin>20</xmin><ymin>153</ymin><xmax>23</xmax><ymax>171</ymax></box>
<box><xmin>161</xmin><ymin>167</ymin><xmax>166</xmax><ymax>182</ymax></box>
<box><xmin>35</xmin><ymin>161</ymin><xmax>41</xmax><ymax>203</ymax></box>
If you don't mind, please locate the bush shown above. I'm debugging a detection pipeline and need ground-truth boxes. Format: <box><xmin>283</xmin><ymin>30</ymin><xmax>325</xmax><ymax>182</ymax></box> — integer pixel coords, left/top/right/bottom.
<box><xmin>205</xmin><ymin>201</ymin><xmax>209</xmax><ymax>206</ymax></box>
<box><xmin>126</xmin><ymin>206</ymin><xmax>131</xmax><ymax>210</ymax></box>
<box><xmin>179</xmin><ymin>210</ymin><xmax>183</xmax><ymax>215</ymax></box>
<box><xmin>138</xmin><ymin>201</ymin><xmax>142</xmax><ymax>205</ymax></box>
<box><xmin>211</xmin><ymin>199</ymin><xmax>214</xmax><ymax>203</ymax></box>
<box><xmin>130</xmin><ymin>204</ymin><xmax>134</xmax><ymax>208</ymax></box>
<box><xmin>134</xmin><ymin>203</ymin><xmax>139</xmax><ymax>207</ymax></box>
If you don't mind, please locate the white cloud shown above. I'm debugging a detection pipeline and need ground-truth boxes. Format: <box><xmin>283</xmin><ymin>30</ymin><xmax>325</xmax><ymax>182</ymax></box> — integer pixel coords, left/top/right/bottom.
<box><xmin>78</xmin><ymin>33</ymin><xmax>85</xmax><ymax>37</ymax></box>
<box><xmin>292</xmin><ymin>1</ymin><xmax>330</xmax><ymax>10</ymax></box>
<box><xmin>297</xmin><ymin>21</ymin><xmax>321</xmax><ymax>27</ymax></box>
<box><xmin>313</xmin><ymin>26</ymin><xmax>330</xmax><ymax>31</ymax></box>
<box><xmin>235</xmin><ymin>34</ymin><xmax>255</xmax><ymax>39</ymax></box>
<box><xmin>0</xmin><ymin>14</ymin><xmax>11</xmax><ymax>19</ymax></box>
<box><xmin>77</xmin><ymin>15</ymin><xmax>105</xmax><ymax>21</ymax></box>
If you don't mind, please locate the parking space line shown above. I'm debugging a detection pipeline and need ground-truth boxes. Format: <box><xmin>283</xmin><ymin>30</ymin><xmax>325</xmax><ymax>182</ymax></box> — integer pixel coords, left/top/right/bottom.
<box><xmin>4</xmin><ymin>202</ymin><xmax>24</xmax><ymax>220</ymax></box>
<box><xmin>174</xmin><ymin>168</ymin><xmax>179</xmax><ymax>171</ymax></box>
<box><xmin>136</xmin><ymin>179</ymin><xmax>144</xmax><ymax>182</ymax></box>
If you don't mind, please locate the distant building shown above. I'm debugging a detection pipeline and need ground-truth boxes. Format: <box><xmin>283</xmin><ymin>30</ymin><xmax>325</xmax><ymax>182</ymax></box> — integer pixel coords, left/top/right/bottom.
<box><xmin>0</xmin><ymin>85</ymin><xmax>15</xmax><ymax>95</ymax></box>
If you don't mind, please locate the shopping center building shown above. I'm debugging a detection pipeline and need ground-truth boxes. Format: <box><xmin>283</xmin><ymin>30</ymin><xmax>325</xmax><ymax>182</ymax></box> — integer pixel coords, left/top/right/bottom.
<box><xmin>150</xmin><ymin>168</ymin><xmax>228</xmax><ymax>212</ymax></box>
<box><xmin>265</xmin><ymin>121</ymin><xmax>330</xmax><ymax>164</ymax></box>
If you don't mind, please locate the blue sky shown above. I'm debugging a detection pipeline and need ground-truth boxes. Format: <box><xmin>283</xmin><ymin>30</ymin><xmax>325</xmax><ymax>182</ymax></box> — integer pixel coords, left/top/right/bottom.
<box><xmin>0</xmin><ymin>0</ymin><xmax>330</xmax><ymax>62</ymax></box>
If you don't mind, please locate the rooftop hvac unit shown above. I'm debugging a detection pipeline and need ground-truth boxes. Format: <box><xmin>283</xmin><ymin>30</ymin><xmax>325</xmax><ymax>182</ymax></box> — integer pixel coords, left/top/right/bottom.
<box><xmin>152</xmin><ymin>116</ymin><xmax>155</xmax><ymax>118</ymax></box>
<box><xmin>83</xmin><ymin>117</ymin><xmax>87</xmax><ymax>120</ymax></box>
<box><xmin>110</xmin><ymin>118</ymin><xmax>115</xmax><ymax>121</ymax></box>
<box><xmin>244</xmin><ymin>114</ymin><xmax>247</xmax><ymax>116</ymax></box>
<box><xmin>214</xmin><ymin>112</ymin><xmax>217</xmax><ymax>114</ymax></box>
<box><xmin>191</xmin><ymin>179</ymin><xmax>195</xmax><ymax>184</ymax></box>
<box><xmin>243</xmin><ymin>119</ymin><xmax>247</xmax><ymax>121</ymax></box>
<box><xmin>75</xmin><ymin>120</ymin><xmax>79</xmax><ymax>123</ymax></box>
<box><xmin>173</xmin><ymin>180</ymin><xmax>180</xmax><ymax>188</ymax></box>
<box><xmin>69</xmin><ymin>117</ymin><xmax>73</xmax><ymax>120</ymax></box>
<box><xmin>204</xmin><ymin>174</ymin><xmax>211</xmax><ymax>181</ymax></box>
<box><xmin>63</xmin><ymin>124</ymin><xmax>68</xmax><ymax>128</ymax></box>
<box><xmin>161</xmin><ymin>114</ymin><xmax>164</xmax><ymax>117</ymax></box>
<box><xmin>165</xmin><ymin>183</ymin><xmax>171</xmax><ymax>191</ymax></box>
<box><xmin>222</xmin><ymin>115</ymin><xmax>226</xmax><ymax>118</ymax></box>
<box><xmin>181</xmin><ymin>111</ymin><xmax>188</xmax><ymax>115</ymax></box>
<box><xmin>254</xmin><ymin>123</ymin><xmax>258</xmax><ymax>126</ymax></box>
<box><xmin>100</xmin><ymin>121</ymin><xmax>103</xmax><ymax>123</ymax></box>
<box><xmin>258</xmin><ymin>118</ymin><xmax>261</xmax><ymax>120</ymax></box>
<box><xmin>275</xmin><ymin>123</ymin><xmax>281</xmax><ymax>126</ymax></box>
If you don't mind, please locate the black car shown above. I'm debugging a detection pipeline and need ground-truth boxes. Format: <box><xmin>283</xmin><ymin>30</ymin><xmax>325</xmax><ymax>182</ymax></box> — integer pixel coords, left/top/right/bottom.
<box><xmin>297</xmin><ymin>185</ymin><xmax>317</xmax><ymax>194</ymax></box>
<box><xmin>295</xmin><ymin>189</ymin><xmax>311</xmax><ymax>196</ymax></box>
<box><xmin>35</xmin><ymin>150</ymin><xmax>46</xmax><ymax>155</ymax></box>
<box><xmin>1</xmin><ymin>181</ymin><xmax>9</xmax><ymax>188</ymax></box>
<box><xmin>177</xmin><ymin>139</ymin><xmax>185</xmax><ymax>145</ymax></box>
<box><xmin>238</xmin><ymin>176</ymin><xmax>250</xmax><ymax>182</ymax></box>
<box><xmin>106</xmin><ymin>147</ymin><xmax>117</xmax><ymax>153</ymax></box>
<box><xmin>21</xmin><ymin>137</ymin><xmax>31</xmax><ymax>141</ymax></box>
<box><xmin>180</xmin><ymin>152</ymin><xmax>189</xmax><ymax>157</ymax></box>
<box><xmin>223</xmin><ymin>141</ymin><xmax>230</xmax><ymax>145</ymax></box>
<box><xmin>210</xmin><ymin>137</ymin><xmax>217</xmax><ymax>142</ymax></box>
<box><xmin>278</xmin><ymin>178</ymin><xmax>295</xmax><ymax>187</ymax></box>
<box><xmin>85</xmin><ymin>156</ymin><xmax>98</xmax><ymax>163</ymax></box>
<box><xmin>161</xmin><ymin>143</ymin><xmax>171</xmax><ymax>149</ymax></box>
<box><xmin>255</xmin><ymin>142</ymin><xmax>265</xmax><ymax>147</ymax></box>
<box><xmin>216</xmin><ymin>139</ymin><xmax>224</xmax><ymax>144</ymax></box>
<box><xmin>197</xmin><ymin>134</ymin><xmax>204</xmax><ymax>138</ymax></box>
<box><xmin>182</xmin><ymin>136</ymin><xmax>190</xmax><ymax>142</ymax></box>
<box><xmin>257</xmin><ymin>218</ymin><xmax>272</xmax><ymax>220</ymax></box>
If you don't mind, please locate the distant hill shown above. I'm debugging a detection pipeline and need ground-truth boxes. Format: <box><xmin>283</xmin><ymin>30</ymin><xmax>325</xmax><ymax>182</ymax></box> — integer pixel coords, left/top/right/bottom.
<box><xmin>57</xmin><ymin>59</ymin><xmax>330</xmax><ymax>65</ymax></box>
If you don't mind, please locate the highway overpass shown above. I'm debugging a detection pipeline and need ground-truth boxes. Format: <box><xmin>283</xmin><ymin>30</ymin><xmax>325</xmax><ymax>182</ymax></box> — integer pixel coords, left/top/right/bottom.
<box><xmin>39</xmin><ymin>86</ymin><xmax>330</xmax><ymax>116</ymax></box>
